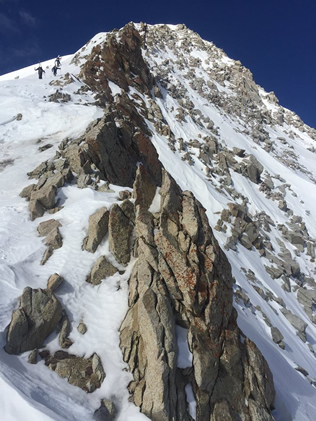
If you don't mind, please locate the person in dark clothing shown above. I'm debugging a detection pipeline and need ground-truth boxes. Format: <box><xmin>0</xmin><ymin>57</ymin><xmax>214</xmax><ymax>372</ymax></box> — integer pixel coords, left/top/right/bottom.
<box><xmin>55</xmin><ymin>56</ymin><xmax>61</xmax><ymax>67</ymax></box>
<box><xmin>52</xmin><ymin>65</ymin><xmax>59</xmax><ymax>76</ymax></box>
<box><xmin>35</xmin><ymin>64</ymin><xmax>45</xmax><ymax>79</ymax></box>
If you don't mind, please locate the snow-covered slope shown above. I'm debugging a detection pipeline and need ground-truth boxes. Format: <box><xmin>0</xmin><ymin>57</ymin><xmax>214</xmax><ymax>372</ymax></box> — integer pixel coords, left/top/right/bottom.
<box><xmin>1</xmin><ymin>23</ymin><xmax>316</xmax><ymax>420</ymax></box>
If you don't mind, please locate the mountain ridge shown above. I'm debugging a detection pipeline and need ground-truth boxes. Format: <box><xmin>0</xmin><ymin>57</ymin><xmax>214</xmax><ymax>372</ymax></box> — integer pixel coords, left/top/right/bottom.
<box><xmin>0</xmin><ymin>22</ymin><xmax>315</xmax><ymax>421</ymax></box>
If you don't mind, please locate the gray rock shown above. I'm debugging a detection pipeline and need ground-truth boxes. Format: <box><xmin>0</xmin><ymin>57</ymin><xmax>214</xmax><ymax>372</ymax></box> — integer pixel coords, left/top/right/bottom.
<box><xmin>94</xmin><ymin>399</ymin><xmax>116</xmax><ymax>421</ymax></box>
<box><xmin>29</xmin><ymin>199</ymin><xmax>45</xmax><ymax>221</ymax></box>
<box><xmin>77</xmin><ymin>321</ymin><xmax>87</xmax><ymax>335</ymax></box>
<box><xmin>28</xmin><ymin>349</ymin><xmax>38</xmax><ymax>364</ymax></box>
<box><xmin>281</xmin><ymin>309</ymin><xmax>308</xmax><ymax>342</ymax></box>
<box><xmin>45</xmin><ymin>227</ymin><xmax>63</xmax><ymax>249</ymax></box>
<box><xmin>40</xmin><ymin>350</ymin><xmax>105</xmax><ymax>392</ymax></box>
<box><xmin>82</xmin><ymin>207</ymin><xmax>109</xmax><ymax>253</ymax></box>
<box><xmin>246</xmin><ymin>154</ymin><xmax>263</xmax><ymax>183</ymax></box>
<box><xmin>119</xmin><ymin>190</ymin><xmax>132</xmax><ymax>200</ymax></box>
<box><xmin>77</xmin><ymin>173</ymin><xmax>93</xmax><ymax>189</ymax></box>
<box><xmin>40</xmin><ymin>246</ymin><xmax>54</xmax><ymax>265</ymax></box>
<box><xmin>19</xmin><ymin>184</ymin><xmax>36</xmax><ymax>201</ymax></box>
<box><xmin>47</xmin><ymin>273</ymin><xmax>64</xmax><ymax>291</ymax></box>
<box><xmin>87</xmin><ymin>256</ymin><xmax>118</xmax><ymax>285</ymax></box>
<box><xmin>27</xmin><ymin>161</ymin><xmax>49</xmax><ymax>179</ymax></box>
<box><xmin>119</xmin><ymin>168</ymin><xmax>275</xmax><ymax>420</ymax></box>
<box><xmin>295</xmin><ymin>366</ymin><xmax>309</xmax><ymax>377</ymax></box>
<box><xmin>297</xmin><ymin>288</ymin><xmax>316</xmax><ymax>322</ymax></box>
<box><xmin>30</xmin><ymin>185</ymin><xmax>57</xmax><ymax>210</ymax></box>
<box><xmin>5</xmin><ymin>287</ymin><xmax>63</xmax><ymax>354</ymax></box>
<box><xmin>109</xmin><ymin>203</ymin><xmax>133</xmax><ymax>265</ymax></box>
<box><xmin>37</xmin><ymin>219</ymin><xmax>62</xmax><ymax>237</ymax></box>
<box><xmin>59</xmin><ymin>312</ymin><xmax>73</xmax><ymax>349</ymax></box>
<box><xmin>271</xmin><ymin>327</ymin><xmax>284</xmax><ymax>344</ymax></box>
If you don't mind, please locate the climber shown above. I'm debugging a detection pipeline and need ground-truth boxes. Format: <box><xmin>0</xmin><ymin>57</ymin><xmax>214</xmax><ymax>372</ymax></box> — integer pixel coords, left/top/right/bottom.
<box><xmin>35</xmin><ymin>64</ymin><xmax>45</xmax><ymax>79</ymax></box>
<box><xmin>52</xmin><ymin>65</ymin><xmax>59</xmax><ymax>76</ymax></box>
<box><xmin>55</xmin><ymin>55</ymin><xmax>61</xmax><ymax>67</ymax></box>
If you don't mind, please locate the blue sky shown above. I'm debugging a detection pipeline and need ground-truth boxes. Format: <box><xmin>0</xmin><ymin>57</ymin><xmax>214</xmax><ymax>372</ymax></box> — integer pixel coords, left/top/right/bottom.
<box><xmin>0</xmin><ymin>0</ymin><xmax>315</xmax><ymax>128</ymax></box>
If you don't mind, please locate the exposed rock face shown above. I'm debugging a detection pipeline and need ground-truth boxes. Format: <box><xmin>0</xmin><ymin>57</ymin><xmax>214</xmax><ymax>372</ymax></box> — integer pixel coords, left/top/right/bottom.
<box><xmin>5</xmin><ymin>287</ymin><xmax>63</xmax><ymax>354</ymax></box>
<box><xmin>40</xmin><ymin>350</ymin><xmax>105</xmax><ymax>393</ymax></box>
<box><xmin>82</xmin><ymin>207</ymin><xmax>109</xmax><ymax>253</ymax></box>
<box><xmin>80</xmin><ymin>22</ymin><xmax>154</xmax><ymax>96</ymax></box>
<box><xmin>78</xmin><ymin>23</ymin><xmax>162</xmax><ymax>188</ymax></box>
<box><xmin>120</xmin><ymin>167</ymin><xmax>275</xmax><ymax>420</ymax></box>
<box><xmin>108</xmin><ymin>201</ymin><xmax>134</xmax><ymax>265</ymax></box>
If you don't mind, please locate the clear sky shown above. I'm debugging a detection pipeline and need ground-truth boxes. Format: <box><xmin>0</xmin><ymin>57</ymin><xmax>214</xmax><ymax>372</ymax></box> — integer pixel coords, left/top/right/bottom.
<box><xmin>0</xmin><ymin>0</ymin><xmax>315</xmax><ymax>129</ymax></box>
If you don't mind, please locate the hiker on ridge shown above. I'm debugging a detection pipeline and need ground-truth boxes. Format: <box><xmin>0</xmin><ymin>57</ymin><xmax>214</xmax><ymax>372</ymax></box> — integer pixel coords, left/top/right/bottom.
<box><xmin>52</xmin><ymin>65</ymin><xmax>59</xmax><ymax>76</ymax></box>
<box><xmin>55</xmin><ymin>55</ymin><xmax>61</xmax><ymax>67</ymax></box>
<box><xmin>35</xmin><ymin>64</ymin><xmax>45</xmax><ymax>79</ymax></box>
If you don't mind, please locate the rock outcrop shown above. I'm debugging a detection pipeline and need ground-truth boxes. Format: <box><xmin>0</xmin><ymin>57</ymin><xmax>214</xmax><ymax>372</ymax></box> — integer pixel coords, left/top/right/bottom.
<box><xmin>82</xmin><ymin>207</ymin><xmax>109</xmax><ymax>253</ymax></box>
<box><xmin>119</xmin><ymin>167</ymin><xmax>275</xmax><ymax>420</ymax></box>
<box><xmin>5</xmin><ymin>287</ymin><xmax>63</xmax><ymax>354</ymax></box>
<box><xmin>39</xmin><ymin>350</ymin><xmax>105</xmax><ymax>393</ymax></box>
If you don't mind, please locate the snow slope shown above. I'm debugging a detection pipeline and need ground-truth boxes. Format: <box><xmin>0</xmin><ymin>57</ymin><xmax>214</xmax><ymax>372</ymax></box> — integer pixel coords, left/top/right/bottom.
<box><xmin>1</xmin><ymin>24</ymin><xmax>316</xmax><ymax>420</ymax></box>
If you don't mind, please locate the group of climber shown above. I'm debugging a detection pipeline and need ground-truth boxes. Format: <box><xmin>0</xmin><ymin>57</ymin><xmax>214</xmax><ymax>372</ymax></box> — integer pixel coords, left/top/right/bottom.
<box><xmin>35</xmin><ymin>56</ymin><xmax>62</xmax><ymax>79</ymax></box>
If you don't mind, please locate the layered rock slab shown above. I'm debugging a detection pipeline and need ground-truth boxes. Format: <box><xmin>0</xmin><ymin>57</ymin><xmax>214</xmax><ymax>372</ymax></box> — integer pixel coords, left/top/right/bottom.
<box><xmin>120</xmin><ymin>167</ymin><xmax>275</xmax><ymax>420</ymax></box>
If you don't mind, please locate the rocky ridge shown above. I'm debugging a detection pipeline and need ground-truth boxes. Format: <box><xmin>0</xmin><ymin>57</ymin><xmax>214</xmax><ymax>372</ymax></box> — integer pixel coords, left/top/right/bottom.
<box><xmin>2</xmin><ymin>21</ymin><xmax>316</xmax><ymax>421</ymax></box>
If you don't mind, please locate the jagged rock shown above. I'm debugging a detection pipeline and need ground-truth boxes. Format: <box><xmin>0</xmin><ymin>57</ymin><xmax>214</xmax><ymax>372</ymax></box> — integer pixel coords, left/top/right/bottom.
<box><xmin>28</xmin><ymin>349</ymin><xmax>38</xmax><ymax>364</ymax></box>
<box><xmin>264</xmin><ymin>265</ymin><xmax>283</xmax><ymax>279</ymax></box>
<box><xmin>281</xmin><ymin>308</ymin><xmax>308</xmax><ymax>342</ymax></box>
<box><xmin>278</xmin><ymin>200</ymin><xmax>288</xmax><ymax>211</ymax></box>
<box><xmin>109</xmin><ymin>203</ymin><xmax>134</xmax><ymax>265</ymax></box>
<box><xmin>45</xmin><ymin>227</ymin><xmax>63</xmax><ymax>249</ymax></box>
<box><xmin>40</xmin><ymin>350</ymin><xmax>105</xmax><ymax>392</ymax></box>
<box><xmin>77</xmin><ymin>321</ymin><xmax>87</xmax><ymax>335</ymax></box>
<box><xmin>119</xmin><ymin>190</ymin><xmax>132</xmax><ymax>200</ymax></box>
<box><xmin>29</xmin><ymin>198</ymin><xmax>45</xmax><ymax>220</ymax></box>
<box><xmin>41</xmin><ymin>246</ymin><xmax>54</xmax><ymax>265</ymax></box>
<box><xmin>245</xmin><ymin>154</ymin><xmax>264</xmax><ymax>183</ymax></box>
<box><xmin>120</xmin><ymin>169</ymin><xmax>275</xmax><ymax>420</ymax></box>
<box><xmin>30</xmin><ymin>185</ymin><xmax>57</xmax><ymax>218</ymax></box>
<box><xmin>37</xmin><ymin>219</ymin><xmax>62</xmax><ymax>237</ymax></box>
<box><xmin>271</xmin><ymin>327</ymin><xmax>284</xmax><ymax>344</ymax></box>
<box><xmin>38</xmin><ymin>143</ymin><xmax>53</xmax><ymax>152</ymax></box>
<box><xmin>47</xmin><ymin>273</ymin><xmax>64</xmax><ymax>291</ymax></box>
<box><xmin>295</xmin><ymin>366</ymin><xmax>309</xmax><ymax>377</ymax></box>
<box><xmin>19</xmin><ymin>184</ymin><xmax>36</xmax><ymax>201</ymax></box>
<box><xmin>307</xmin><ymin>242</ymin><xmax>315</xmax><ymax>258</ymax></box>
<box><xmin>27</xmin><ymin>161</ymin><xmax>50</xmax><ymax>179</ymax></box>
<box><xmin>82</xmin><ymin>207</ymin><xmax>109</xmax><ymax>253</ymax></box>
<box><xmin>63</xmin><ymin>143</ymin><xmax>92</xmax><ymax>175</ymax></box>
<box><xmin>94</xmin><ymin>399</ymin><xmax>116</xmax><ymax>421</ymax></box>
<box><xmin>233</xmin><ymin>147</ymin><xmax>245</xmax><ymax>157</ymax></box>
<box><xmin>77</xmin><ymin>173</ymin><xmax>93</xmax><ymax>189</ymax></box>
<box><xmin>297</xmin><ymin>288</ymin><xmax>316</xmax><ymax>323</ymax></box>
<box><xmin>5</xmin><ymin>287</ymin><xmax>63</xmax><ymax>354</ymax></box>
<box><xmin>49</xmin><ymin>90</ymin><xmax>71</xmax><ymax>103</ymax></box>
<box><xmin>87</xmin><ymin>256</ymin><xmax>118</xmax><ymax>285</ymax></box>
<box><xmin>58</xmin><ymin>311</ymin><xmax>73</xmax><ymax>349</ymax></box>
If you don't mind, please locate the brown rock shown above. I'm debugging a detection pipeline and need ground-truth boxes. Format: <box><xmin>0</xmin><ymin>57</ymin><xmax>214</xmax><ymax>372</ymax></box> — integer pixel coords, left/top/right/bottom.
<box><xmin>47</xmin><ymin>273</ymin><xmax>64</xmax><ymax>291</ymax></box>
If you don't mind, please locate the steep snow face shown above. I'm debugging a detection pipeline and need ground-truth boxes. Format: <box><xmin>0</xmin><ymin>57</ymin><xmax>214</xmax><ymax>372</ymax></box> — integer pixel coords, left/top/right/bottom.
<box><xmin>0</xmin><ymin>23</ymin><xmax>316</xmax><ymax>421</ymax></box>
